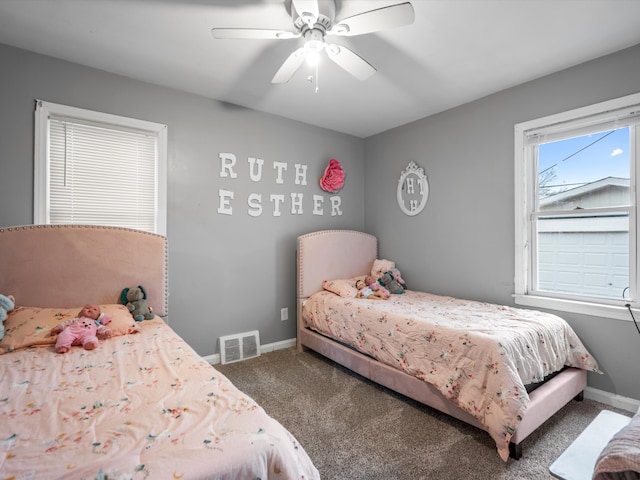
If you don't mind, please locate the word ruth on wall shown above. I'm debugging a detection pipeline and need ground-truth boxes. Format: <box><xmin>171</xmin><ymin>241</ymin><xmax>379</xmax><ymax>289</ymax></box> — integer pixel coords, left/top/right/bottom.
<box><xmin>216</xmin><ymin>153</ymin><xmax>343</xmax><ymax>217</ymax></box>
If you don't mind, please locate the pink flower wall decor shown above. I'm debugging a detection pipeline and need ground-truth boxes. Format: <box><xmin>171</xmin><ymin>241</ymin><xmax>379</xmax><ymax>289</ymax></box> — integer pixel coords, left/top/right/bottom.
<box><xmin>319</xmin><ymin>158</ymin><xmax>345</xmax><ymax>193</ymax></box>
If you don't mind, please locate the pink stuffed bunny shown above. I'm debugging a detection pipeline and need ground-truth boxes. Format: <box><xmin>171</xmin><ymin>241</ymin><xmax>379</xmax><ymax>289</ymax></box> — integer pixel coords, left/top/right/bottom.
<box><xmin>51</xmin><ymin>304</ymin><xmax>112</xmax><ymax>353</ymax></box>
<box><xmin>391</xmin><ymin>268</ymin><xmax>406</xmax><ymax>288</ymax></box>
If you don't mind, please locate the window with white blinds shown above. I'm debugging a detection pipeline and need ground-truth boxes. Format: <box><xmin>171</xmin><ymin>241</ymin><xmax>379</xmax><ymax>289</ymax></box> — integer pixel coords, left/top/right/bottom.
<box><xmin>34</xmin><ymin>100</ymin><xmax>167</xmax><ymax>234</ymax></box>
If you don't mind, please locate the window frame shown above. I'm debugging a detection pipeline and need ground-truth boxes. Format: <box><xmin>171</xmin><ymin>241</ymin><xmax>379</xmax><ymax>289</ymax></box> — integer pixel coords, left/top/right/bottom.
<box><xmin>514</xmin><ymin>92</ymin><xmax>640</xmax><ymax>321</ymax></box>
<box><xmin>34</xmin><ymin>100</ymin><xmax>167</xmax><ymax>235</ymax></box>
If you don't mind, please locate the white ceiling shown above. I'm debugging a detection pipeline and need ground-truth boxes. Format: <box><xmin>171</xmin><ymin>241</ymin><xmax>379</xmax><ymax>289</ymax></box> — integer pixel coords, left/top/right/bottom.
<box><xmin>1</xmin><ymin>0</ymin><xmax>639</xmax><ymax>138</ymax></box>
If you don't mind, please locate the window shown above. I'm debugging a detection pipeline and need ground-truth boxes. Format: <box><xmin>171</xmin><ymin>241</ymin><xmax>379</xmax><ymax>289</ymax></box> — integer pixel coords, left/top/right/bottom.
<box><xmin>34</xmin><ymin>100</ymin><xmax>167</xmax><ymax>235</ymax></box>
<box><xmin>515</xmin><ymin>92</ymin><xmax>640</xmax><ymax>320</ymax></box>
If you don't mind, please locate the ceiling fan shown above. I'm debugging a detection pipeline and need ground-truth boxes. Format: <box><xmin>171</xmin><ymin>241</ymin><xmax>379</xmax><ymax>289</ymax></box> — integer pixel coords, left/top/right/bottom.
<box><xmin>211</xmin><ymin>0</ymin><xmax>415</xmax><ymax>84</ymax></box>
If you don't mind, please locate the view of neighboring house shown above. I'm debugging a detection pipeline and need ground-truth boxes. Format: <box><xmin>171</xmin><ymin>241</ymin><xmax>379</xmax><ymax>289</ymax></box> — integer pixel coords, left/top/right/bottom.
<box><xmin>537</xmin><ymin>177</ymin><xmax>630</xmax><ymax>299</ymax></box>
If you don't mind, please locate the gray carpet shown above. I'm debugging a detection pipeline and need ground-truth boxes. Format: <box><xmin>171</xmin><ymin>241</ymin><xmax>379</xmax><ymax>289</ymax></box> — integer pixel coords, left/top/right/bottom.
<box><xmin>215</xmin><ymin>347</ymin><xmax>627</xmax><ymax>480</ymax></box>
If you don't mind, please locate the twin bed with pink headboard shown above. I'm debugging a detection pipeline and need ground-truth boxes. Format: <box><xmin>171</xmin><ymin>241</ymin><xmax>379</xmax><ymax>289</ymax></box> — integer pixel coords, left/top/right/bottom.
<box><xmin>297</xmin><ymin>229</ymin><xmax>600</xmax><ymax>461</ymax></box>
<box><xmin>0</xmin><ymin>225</ymin><xmax>624</xmax><ymax>474</ymax></box>
<box><xmin>0</xmin><ymin>224</ymin><xmax>319</xmax><ymax>479</ymax></box>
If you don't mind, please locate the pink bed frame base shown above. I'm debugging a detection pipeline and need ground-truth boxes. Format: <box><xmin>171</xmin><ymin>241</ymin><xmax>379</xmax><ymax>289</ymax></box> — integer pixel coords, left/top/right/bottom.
<box><xmin>296</xmin><ymin>229</ymin><xmax>586</xmax><ymax>459</ymax></box>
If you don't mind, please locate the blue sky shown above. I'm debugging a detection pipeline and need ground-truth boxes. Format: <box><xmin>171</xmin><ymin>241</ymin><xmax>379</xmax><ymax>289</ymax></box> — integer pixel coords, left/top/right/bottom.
<box><xmin>538</xmin><ymin>127</ymin><xmax>629</xmax><ymax>193</ymax></box>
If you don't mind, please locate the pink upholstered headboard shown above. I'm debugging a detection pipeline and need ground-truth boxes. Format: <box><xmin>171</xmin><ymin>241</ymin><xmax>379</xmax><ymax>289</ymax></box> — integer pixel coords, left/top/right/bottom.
<box><xmin>0</xmin><ymin>225</ymin><xmax>168</xmax><ymax>317</ymax></box>
<box><xmin>297</xmin><ymin>230</ymin><xmax>377</xmax><ymax>299</ymax></box>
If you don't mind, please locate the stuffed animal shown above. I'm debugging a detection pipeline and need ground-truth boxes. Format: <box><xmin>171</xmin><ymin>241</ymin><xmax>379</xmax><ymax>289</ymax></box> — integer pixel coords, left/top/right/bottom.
<box><xmin>365</xmin><ymin>275</ymin><xmax>390</xmax><ymax>297</ymax></box>
<box><xmin>51</xmin><ymin>304</ymin><xmax>112</xmax><ymax>353</ymax></box>
<box><xmin>378</xmin><ymin>271</ymin><xmax>405</xmax><ymax>294</ymax></box>
<box><xmin>0</xmin><ymin>294</ymin><xmax>15</xmax><ymax>341</ymax></box>
<box><xmin>391</xmin><ymin>268</ymin><xmax>407</xmax><ymax>289</ymax></box>
<box><xmin>356</xmin><ymin>279</ymin><xmax>388</xmax><ymax>300</ymax></box>
<box><xmin>371</xmin><ymin>259</ymin><xmax>395</xmax><ymax>279</ymax></box>
<box><xmin>120</xmin><ymin>285</ymin><xmax>154</xmax><ymax>322</ymax></box>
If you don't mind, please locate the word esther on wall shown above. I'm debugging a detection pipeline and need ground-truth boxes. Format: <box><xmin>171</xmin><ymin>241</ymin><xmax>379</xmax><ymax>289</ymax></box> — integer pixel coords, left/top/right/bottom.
<box><xmin>216</xmin><ymin>153</ymin><xmax>343</xmax><ymax>217</ymax></box>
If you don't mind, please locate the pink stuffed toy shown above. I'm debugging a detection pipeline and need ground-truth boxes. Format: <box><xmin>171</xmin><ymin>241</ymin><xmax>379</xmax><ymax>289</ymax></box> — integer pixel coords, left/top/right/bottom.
<box><xmin>365</xmin><ymin>275</ymin><xmax>390</xmax><ymax>297</ymax></box>
<box><xmin>391</xmin><ymin>268</ymin><xmax>406</xmax><ymax>288</ymax></box>
<box><xmin>51</xmin><ymin>304</ymin><xmax>112</xmax><ymax>353</ymax></box>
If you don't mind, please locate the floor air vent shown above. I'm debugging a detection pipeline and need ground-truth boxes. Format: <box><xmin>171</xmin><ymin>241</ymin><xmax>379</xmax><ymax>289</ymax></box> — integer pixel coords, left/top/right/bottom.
<box><xmin>219</xmin><ymin>330</ymin><xmax>260</xmax><ymax>364</ymax></box>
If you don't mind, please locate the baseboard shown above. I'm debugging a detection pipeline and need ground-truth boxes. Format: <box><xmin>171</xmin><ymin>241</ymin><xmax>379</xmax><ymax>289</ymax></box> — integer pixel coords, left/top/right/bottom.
<box><xmin>203</xmin><ymin>337</ymin><xmax>296</xmax><ymax>365</ymax></box>
<box><xmin>260</xmin><ymin>337</ymin><xmax>297</xmax><ymax>353</ymax></box>
<box><xmin>584</xmin><ymin>386</ymin><xmax>640</xmax><ymax>413</ymax></box>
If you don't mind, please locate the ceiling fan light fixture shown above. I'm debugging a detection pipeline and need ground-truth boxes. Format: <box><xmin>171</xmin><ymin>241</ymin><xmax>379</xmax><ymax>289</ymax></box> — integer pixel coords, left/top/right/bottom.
<box><xmin>305</xmin><ymin>49</ymin><xmax>321</xmax><ymax>67</ymax></box>
<box><xmin>304</xmin><ymin>39</ymin><xmax>324</xmax><ymax>53</ymax></box>
<box><xmin>304</xmin><ymin>38</ymin><xmax>324</xmax><ymax>66</ymax></box>
<box><xmin>212</xmin><ymin>0</ymin><xmax>416</xmax><ymax>84</ymax></box>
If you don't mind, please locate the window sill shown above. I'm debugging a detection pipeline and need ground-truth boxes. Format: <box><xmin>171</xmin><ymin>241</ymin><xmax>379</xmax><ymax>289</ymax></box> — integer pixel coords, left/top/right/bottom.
<box><xmin>513</xmin><ymin>294</ymin><xmax>634</xmax><ymax>322</ymax></box>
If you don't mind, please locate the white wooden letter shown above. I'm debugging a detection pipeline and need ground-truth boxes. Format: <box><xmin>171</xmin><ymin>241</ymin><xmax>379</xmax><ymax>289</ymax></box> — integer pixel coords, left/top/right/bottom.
<box><xmin>248</xmin><ymin>157</ymin><xmax>264</xmax><ymax>182</ymax></box>
<box><xmin>270</xmin><ymin>194</ymin><xmax>285</xmax><ymax>216</ymax></box>
<box><xmin>219</xmin><ymin>152</ymin><xmax>237</xmax><ymax>178</ymax></box>
<box><xmin>406</xmin><ymin>176</ymin><xmax>415</xmax><ymax>194</ymax></box>
<box><xmin>218</xmin><ymin>189</ymin><xmax>234</xmax><ymax>215</ymax></box>
<box><xmin>313</xmin><ymin>194</ymin><xmax>324</xmax><ymax>215</ymax></box>
<box><xmin>248</xmin><ymin>193</ymin><xmax>262</xmax><ymax>217</ymax></box>
<box><xmin>273</xmin><ymin>161</ymin><xmax>288</xmax><ymax>184</ymax></box>
<box><xmin>294</xmin><ymin>163</ymin><xmax>308</xmax><ymax>186</ymax></box>
<box><xmin>290</xmin><ymin>193</ymin><xmax>303</xmax><ymax>214</ymax></box>
<box><xmin>330</xmin><ymin>196</ymin><xmax>342</xmax><ymax>216</ymax></box>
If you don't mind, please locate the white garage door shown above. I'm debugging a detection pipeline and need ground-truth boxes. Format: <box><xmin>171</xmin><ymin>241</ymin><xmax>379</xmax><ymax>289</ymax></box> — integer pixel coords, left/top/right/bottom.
<box><xmin>538</xmin><ymin>231</ymin><xmax>628</xmax><ymax>299</ymax></box>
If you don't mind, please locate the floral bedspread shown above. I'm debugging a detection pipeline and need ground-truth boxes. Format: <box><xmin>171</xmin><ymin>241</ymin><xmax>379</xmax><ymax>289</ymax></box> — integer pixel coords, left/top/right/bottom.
<box><xmin>0</xmin><ymin>319</ymin><xmax>319</xmax><ymax>480</ymax></box>
<box><xmin>302</xmin><ymin>290</ymin><xmax>599</xmax><ymax>461</ymax></box>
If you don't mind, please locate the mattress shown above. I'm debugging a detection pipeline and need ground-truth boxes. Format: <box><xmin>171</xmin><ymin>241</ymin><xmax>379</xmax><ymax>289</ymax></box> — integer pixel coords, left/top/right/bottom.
<box><xmin>302</xmin><ymin>289</ymin><xmax>599</xmax><ymax>460</ymax></box>
<box><xmin>0</xmin><ymin>318</ymin><xmax>319</xmax><ymax>479</ymax></box>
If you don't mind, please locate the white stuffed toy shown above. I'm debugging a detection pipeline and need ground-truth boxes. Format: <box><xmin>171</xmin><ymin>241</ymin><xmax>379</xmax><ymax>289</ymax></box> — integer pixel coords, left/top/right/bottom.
<box><xmin>371</xmin><ymin>259</ymin><xmax>395</xmax><ymax>278</ymax></box>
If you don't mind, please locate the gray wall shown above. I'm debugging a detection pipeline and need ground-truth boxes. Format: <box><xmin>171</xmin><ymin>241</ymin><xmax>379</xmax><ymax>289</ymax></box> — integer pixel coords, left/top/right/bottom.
<box><xmin>363</xmin><ymin>44</ymin><xmax>640</xmax><ymax>400</ymax></box>
<box><xmin>0</xmin><ymin>43</ymin><xmax>365</xmax><ymax>356</ymax></box>
<box><xmin>2</xmin><ymin>39</ymin><xmax>639</xmax><ymax>401</ymax></box>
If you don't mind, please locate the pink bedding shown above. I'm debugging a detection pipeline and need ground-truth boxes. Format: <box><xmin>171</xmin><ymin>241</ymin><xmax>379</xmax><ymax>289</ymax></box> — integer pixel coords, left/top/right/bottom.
<box><xmin>0</xmin><ymin>319</ymin><xmax>319</xmax><ymax>479</ymax></box>
<box><xmin>593</xmin><ymin>412</ymin><xmax>640</xmax><ymax>480</ymax></box>
<box><xmin>302</xmin><ymin>289</ymin><xmax>599</xmax><ymax>461</ymax></box>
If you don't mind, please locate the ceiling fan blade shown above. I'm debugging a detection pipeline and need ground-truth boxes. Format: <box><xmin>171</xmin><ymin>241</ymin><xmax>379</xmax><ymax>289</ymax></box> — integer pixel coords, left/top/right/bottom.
<box><xmin>211</xmin><ymin>28</ymin><xmax>300</xmax><ymax>40</ymax></box>
<box><xmin>329</xmin><ymin>2</ymin><xmax>415</xmax><ymax>37</ymax></box>
<box><xmin>325</xmin><ymin>43</ymin><xmax>376</xmax><ymax>81</ymax></box>
<box><xmin>271</xmin><ymin>48</ymin><xmax>307</xmax><ymax>84</ymax></box>
<box><xmin>292</xmin><ymin>0</ymin><xmax>319</xmax><ymax>27</ymax></box>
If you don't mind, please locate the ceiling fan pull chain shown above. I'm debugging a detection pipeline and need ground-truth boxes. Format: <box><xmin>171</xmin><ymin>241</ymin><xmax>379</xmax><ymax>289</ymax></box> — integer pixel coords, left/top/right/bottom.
<box><xmin>315</xmin><ymin>62</ymin><xmax>319</xmax><ymax>93</ymax></box>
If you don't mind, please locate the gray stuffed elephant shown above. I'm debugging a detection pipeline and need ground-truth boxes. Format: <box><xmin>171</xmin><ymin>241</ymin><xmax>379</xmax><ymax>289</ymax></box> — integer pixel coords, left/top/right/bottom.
<box><xmin>119</xmin><ymin>286</ymin><xmax>154</xmax><ymax>321</ymax></box>
<box><xmin>378</xmin><ymin>271</ymin><xmax>405</xmax><ymax>294</ymax></box>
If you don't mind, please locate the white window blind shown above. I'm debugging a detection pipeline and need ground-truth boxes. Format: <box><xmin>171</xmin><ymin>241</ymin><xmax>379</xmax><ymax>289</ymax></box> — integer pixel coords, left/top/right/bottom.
<box><xmin>523</xmin><ymin>104</ymin><xmax>640</xmax><ymax>146</ymax></box>
<box><xmin>34</xmin><ymin>100</ymin><xmax>167</xmax><ymax>234</ymax></box>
